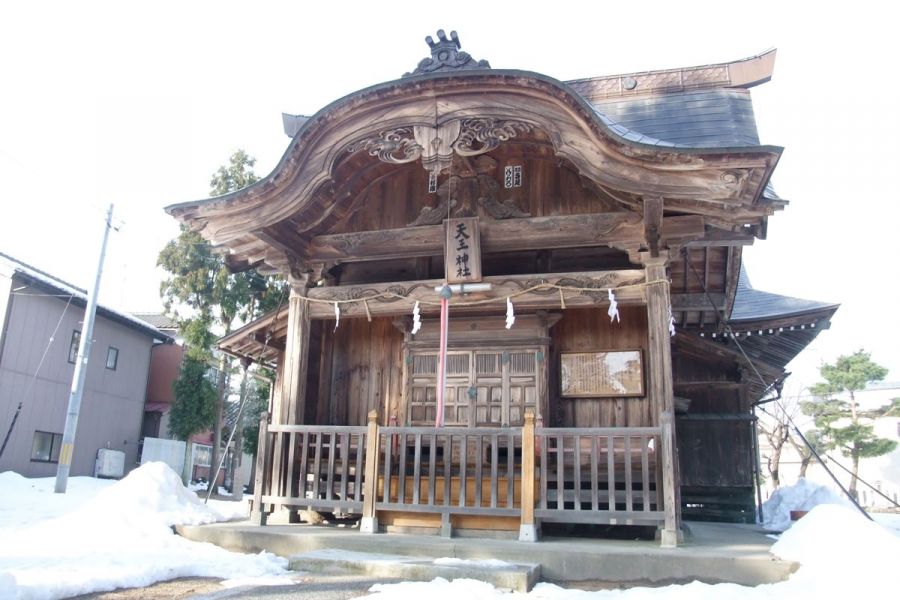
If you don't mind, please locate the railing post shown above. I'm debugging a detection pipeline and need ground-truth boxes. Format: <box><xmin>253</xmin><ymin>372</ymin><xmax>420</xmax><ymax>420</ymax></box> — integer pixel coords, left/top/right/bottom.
<box><xmin>360</xmin><ymin>410</ymin><xmax>380</xmax><ymax>533</ymax></box>
<box><xmin>250</xmin><ymin>411</ymin><xmax>270</xmax><ymax>525</ymax></box>
<box><xmin>519</xmin><ymin>410</ymin><xmax>538</xmax><ymax>541</ymax></box>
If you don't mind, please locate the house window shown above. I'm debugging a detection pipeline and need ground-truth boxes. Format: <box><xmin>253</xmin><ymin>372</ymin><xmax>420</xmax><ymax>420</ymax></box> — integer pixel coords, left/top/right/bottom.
<box><xmin>68</xmin><ymin>330</ymin><xmax>81</xmax><ymax>364</ymax></box>
<box><xmin>31</xmin><ymin>430</ymin><xmax>63</xmax><ymax>463</ymax></box>
<box><xmin>106</xmin><ymin>347</ymin><xmax>119</xmax><ymax>370</ymax></box>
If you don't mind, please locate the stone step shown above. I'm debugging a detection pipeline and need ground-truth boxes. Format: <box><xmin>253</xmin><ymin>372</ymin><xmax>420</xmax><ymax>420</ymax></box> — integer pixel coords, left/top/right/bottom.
<box><xmin>289</xmin><ymin>548</ymin><xmax>540</xmax><ymax>592</ymax></box>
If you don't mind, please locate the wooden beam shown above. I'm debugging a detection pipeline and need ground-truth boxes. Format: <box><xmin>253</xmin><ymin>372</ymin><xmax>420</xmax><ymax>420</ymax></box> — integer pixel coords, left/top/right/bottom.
<box><xmin>685</xmin><ymin>228</ymin><xmax>755</xmax><ymax>247</ymax></box>
<box><xmin>307</xmin><ymin>213</ymin><xmax>705</xmax><ymax>263</ymax></box>
<box><xmin>642</xmin><ymin>254</ymin><xmax>679</xmax><ymax>547</ymax></box>
<box><xmin>643</xmin><ymin>196</ymin><xmax>663</xmax><ymax>257</ymax></box>
<box><xmin>671</xmin><ymin>292</ymin><xmax>726</xmax><ymax>311</ymax></box>
<box><xmin>305</xmin><ymin>270</ymin><xmax>646</xmax><ymax>319</ymax></box>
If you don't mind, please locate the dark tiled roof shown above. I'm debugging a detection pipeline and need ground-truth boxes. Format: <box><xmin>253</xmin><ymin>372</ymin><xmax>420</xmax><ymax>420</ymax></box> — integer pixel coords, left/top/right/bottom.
<box><xmin>588</xmin><ymin>88</ymin><xmax>761</xmax><ymax>148</ymax></box>
<box><xmin>730</xmin><ymin>266</ymin><xmax>838</xmax><ymax>322</ymax></box>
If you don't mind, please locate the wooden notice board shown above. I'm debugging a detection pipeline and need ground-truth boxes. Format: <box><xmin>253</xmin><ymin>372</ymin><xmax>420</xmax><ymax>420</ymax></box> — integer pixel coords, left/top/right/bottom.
<box><xmin>445</xmin><ymin>217</ymin><xmax>482</xmax><ymax>284</ymax></box>
<box><xmin>560</xmin><ymin>350</ymin><xmax>644</xmax><ymax>397</ymax></box>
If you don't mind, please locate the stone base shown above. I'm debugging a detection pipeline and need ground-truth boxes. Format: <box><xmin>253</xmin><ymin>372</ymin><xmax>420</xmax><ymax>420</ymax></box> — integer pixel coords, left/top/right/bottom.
<box><xmin>360</xmin><ymin>516</ymin><xmax>378</xmax><ymax>534</ymax></box>
<box><xmin>518</xmin><ymin>523</ymin><xmax>539</xmax><ymax>542</ymax></box>
<box><xmin>659</xmin><ymin>528</ymin><xmax>679</xmax><ymax>548</ymax></box>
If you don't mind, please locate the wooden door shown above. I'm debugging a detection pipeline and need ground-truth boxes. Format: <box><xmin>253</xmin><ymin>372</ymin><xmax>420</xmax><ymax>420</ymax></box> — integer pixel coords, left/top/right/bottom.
<box><xmin>407</xmin><ymin>348</ymin><xmax>539</xmax><ymax>427</ymax></box>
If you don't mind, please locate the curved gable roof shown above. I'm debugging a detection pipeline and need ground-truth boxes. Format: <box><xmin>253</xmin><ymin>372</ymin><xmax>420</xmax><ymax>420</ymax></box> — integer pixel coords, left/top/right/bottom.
<box><xmin>167</xmin><ymin>69</ymin><xmax>782</xmax><ymax>251</ymax></box>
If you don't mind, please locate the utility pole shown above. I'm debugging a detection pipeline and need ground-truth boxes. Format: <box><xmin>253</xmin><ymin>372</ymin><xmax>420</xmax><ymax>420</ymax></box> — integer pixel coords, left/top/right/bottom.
<box><xmin>55</xmin><ymin>204</ymin><xmax>114</xmax><ymax>493</ymax></box>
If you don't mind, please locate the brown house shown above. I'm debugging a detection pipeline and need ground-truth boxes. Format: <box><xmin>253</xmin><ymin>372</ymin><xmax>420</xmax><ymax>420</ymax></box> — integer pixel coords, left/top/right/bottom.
<box><xmin>166</xmin><ymin>33</ymin><xmax>837</xmax><ymax>545</ymax></box>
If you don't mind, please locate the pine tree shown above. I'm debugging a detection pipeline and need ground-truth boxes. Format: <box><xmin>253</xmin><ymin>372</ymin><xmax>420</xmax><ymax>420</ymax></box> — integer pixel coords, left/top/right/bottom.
<box><xmin>802</xmin><ymin>350</ymin><xmax>896</xmax><ymax>500</ymax></box>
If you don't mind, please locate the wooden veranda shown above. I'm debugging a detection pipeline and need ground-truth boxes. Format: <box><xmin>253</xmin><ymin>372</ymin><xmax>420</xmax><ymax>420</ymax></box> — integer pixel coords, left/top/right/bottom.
<box><xmin>252</xmin><ymin>413</ymin><xmax>667</xmax><ymax>539</ymax></box>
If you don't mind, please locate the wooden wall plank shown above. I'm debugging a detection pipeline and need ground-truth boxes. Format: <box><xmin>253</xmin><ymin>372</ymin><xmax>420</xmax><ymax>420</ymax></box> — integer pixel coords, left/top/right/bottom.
<box><xmin>550</xmin><ymin>306</ymin><xmax>649</xmax><ymax>429</ymax></box>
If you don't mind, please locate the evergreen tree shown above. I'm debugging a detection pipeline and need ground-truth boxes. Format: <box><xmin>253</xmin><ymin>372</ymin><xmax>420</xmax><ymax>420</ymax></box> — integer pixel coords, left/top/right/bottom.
<box><xmin>158</xmin><ymin>149</ymin><xmax>284</xmax><ymax>490</ymax></box>
<box><xmin>802</xmin><ymin>350</ymin><xmax>896</xmax><ymax>500</ymax></box>
<box><xmin>168</xmin><ymin>353</ymin><xmax>217</xmax><ymax>484</ymax></box>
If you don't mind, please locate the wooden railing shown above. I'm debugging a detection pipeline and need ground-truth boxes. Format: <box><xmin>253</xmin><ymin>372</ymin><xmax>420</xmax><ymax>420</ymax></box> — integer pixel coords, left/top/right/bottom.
<box><xmin>535</xmin><ymin>427</ymin><xmax>663</xmax><ymax>526</ymax></box>
<box><xmin>374</xmin><ymin>426</ymin><xmax>523</xmax><ymax>525</ymax></box>
<box><xmin>254</xmin><ymin>422</ymin><xmax>368</xmax><ymax>515</ymax></box>
<box><xmin>251</xmin><ymin>412</ymin><xmax>672</xmax><ymax>541</ymax></box>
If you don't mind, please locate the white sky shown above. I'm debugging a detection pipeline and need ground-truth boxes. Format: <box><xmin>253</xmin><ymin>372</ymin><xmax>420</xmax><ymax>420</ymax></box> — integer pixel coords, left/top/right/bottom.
<box><xmin>1</xmin><ymin>0</ymin><xmax>898</xmax><ymax>394</ymax></box>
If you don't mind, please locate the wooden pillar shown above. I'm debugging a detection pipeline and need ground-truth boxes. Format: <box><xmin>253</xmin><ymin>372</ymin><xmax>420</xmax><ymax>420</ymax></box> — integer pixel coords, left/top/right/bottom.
<box><xmin>249</xmin><ymin>411</ymin><xmax>270</xmax><ymax>525</ymax></box>
<box><xmin>279</xmin><ymin>278</ymin><xmax>312</xmax><ymax>425</ymax></box>
<box><xmin>643</xmin><ymin>253</ymin><xmax>680</xmax><ymax>547</ymax></box>
<box><xmin>519</xmin><ymin>410</ymin><xmax>538</xmax><ymax>541</ymax></box>
<box><xmin>361</xmin><ymin>410</ymin><xmax>380</xmax><ymax>533</ymax></box>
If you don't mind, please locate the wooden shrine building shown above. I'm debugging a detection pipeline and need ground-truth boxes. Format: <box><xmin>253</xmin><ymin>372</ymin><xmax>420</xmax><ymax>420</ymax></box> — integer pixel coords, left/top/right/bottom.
<box><xmin>166</xmin><ymin>33</ymin><xmax>837</xmax><ymax>546</ymax></box>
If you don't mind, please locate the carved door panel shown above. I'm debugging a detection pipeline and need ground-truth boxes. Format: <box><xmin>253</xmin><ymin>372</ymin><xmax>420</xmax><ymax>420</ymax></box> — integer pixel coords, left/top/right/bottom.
<box><xmin>473</xmin><ymin>352</ymin><xmax>503</xmax><ymax>426</ymax></box>
<box><xmin>407</xmin><ymin>348</ymin><xmax>539</xmax><ymax>427</ymax></box>
<box><xmin>443</xmin><ymin>352</ymin><xmax>472</xmax><ymax>426</ymax></box>
<box><xmin>507</xmin><ymin>351</ymin><xmax>538</xmax><ymax>426</ymax></box>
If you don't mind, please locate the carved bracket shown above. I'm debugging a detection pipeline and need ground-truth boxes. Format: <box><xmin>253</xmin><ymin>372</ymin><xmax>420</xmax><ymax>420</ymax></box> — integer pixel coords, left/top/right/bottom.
<box><xmin>348</xmin><ymin>118</ymin><xmax>534</xmax><ymax>175</ymax></box>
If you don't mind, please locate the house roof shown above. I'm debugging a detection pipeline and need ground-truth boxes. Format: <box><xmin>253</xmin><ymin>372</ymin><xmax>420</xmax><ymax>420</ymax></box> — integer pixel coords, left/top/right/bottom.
<box><xmin>0</xmin><ymin>252</ymin><xmax>173</xmax><ymax>343</ymax></box>
<box><xmin>130</xmin><ymin>312</ymin><xmax>179</xmax><ymax>332</ymax></box>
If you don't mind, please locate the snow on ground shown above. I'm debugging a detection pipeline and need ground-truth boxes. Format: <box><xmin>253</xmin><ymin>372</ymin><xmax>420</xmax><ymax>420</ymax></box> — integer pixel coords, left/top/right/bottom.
<box><xmin>759</xmin><ymin>478</ymin><xmax>853</xmax><ymax>532</ymax></box>
<box><xmin>0</xmin><ymin>462</ymin><xmax>288</xmax><ymax>600</ymax></box>
<box><xmin>2</xmin><ymin>467</ymin><xmax>898</xmax><ymax>599</ymax></box>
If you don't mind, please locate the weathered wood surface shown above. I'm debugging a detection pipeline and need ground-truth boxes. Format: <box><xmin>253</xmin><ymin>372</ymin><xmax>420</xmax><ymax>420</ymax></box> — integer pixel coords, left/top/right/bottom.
<box><xmin>278</xmin><ymin>286</ymin><xmax>311</xmax><ymax>425</ymax></box>
<box><xmin>550</xmin><ymin>306</ymin><xmax>651</xmax><ymax>429</ymax></box>
<box><xmin>375</xmin><ymin>427</ymin><xmax>523</xmax><ymax>516</ymax></box>
<box><xmin>318</xmin><ymin>317</ymin><xmax>404</xmax><ymax>427</ymax></box>
<box><xmin>305</xmin><ymin>270</ymin><xmax>646</xmax><ymax>319</ymax></box>
<box><xmin>643</xmin><ymin>255</ymin><xmax>679</xmax><ymax>545</ymax></box>
<box><xmin>308</xmin><ymin>214</ymin><xmax>706</xmax><ymax>263</ymax></box>
<box><xmin>535</xmin><ymin>427</ymin><xmax>662</xmax><ymax>526</ymax></box>
<box><xmin>260</xmin><ymin>423</ymin><xmax>368</xmax><ymax>514</ymax></box>
<box><xmin>676</xmin><ymin>417</ymin><xmax>754</xmax><ymax>487</ymax></box>
<box><xmin>255</xmin><ymin>420</ymin><xmax>668</xmax><ymax>535</ymax></box>
<box><xmin>167</xmin><ymin>75</ymin><xmax>781</xmax><ymax>248</ymax></box>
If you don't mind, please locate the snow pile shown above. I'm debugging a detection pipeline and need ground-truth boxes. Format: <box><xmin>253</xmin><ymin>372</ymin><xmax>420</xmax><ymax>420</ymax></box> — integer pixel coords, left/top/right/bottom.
<box><xmin>760</xmin><ymin>478</ymin><xmax>852</xmax><ymax>531</ymax></box>
<box><xmin>771</xmin><ymin>503</ymin><xmax>900</xmax><ymax>569</ymax></box>
<box><xmin>0</xmin><ymin>462</ymin><xmax>287</xmax><ymax>599</ymax></box>
<box><xmin>763</xmin><ymin>503</ymin><xmax>900</xmax><ymax>597</ymax></box>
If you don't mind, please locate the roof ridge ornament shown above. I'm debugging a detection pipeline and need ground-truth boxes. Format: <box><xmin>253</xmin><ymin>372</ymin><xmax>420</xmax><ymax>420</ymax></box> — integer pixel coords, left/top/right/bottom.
<box><xmin>403</xmin><ymin>29</ymin><xmax>490</xmax><ymax>77</ymax></box>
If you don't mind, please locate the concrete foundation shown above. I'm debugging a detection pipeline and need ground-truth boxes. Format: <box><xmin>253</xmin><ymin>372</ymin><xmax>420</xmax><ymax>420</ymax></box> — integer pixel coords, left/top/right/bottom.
<box><xmin>176</xmin><ymin>520</ymin><xmax>798</xmax><ymax>587</ymax></box>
